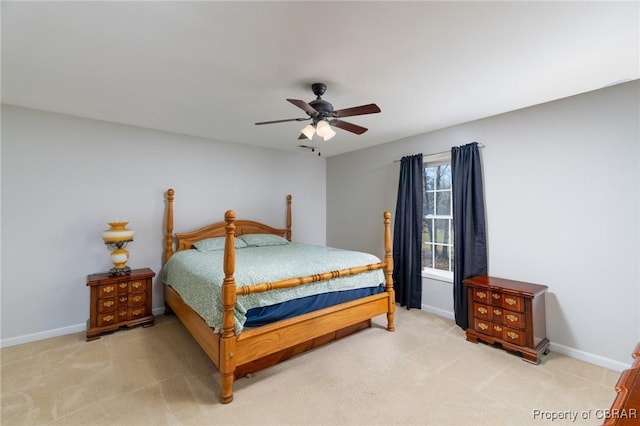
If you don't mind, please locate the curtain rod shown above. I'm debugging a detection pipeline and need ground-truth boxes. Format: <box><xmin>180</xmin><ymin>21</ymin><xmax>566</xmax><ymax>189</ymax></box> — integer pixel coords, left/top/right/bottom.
<box><xmin>393</xmin><ymin>143</ymin><xmax>485</xmax><ymax>163</ymax></box>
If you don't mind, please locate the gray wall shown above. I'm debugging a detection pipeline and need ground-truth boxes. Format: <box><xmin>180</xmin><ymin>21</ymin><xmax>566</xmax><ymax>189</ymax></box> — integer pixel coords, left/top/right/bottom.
<box><xmin>1</xmin><ymin>105</ymin><xmax>326</xmax><ymax>345</ymax></box>
<box><xmin>327</xmin><ymin>81</ymin><xmax>640</xmax><ymax>370</ymax></box>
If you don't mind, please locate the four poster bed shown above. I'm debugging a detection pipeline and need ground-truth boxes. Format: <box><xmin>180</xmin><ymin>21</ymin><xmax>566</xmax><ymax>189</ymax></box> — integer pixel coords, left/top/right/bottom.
<box><xmin>162</xmin><ymin>188</ymin><xmax>395</xmax><ymax>403</ymax></box>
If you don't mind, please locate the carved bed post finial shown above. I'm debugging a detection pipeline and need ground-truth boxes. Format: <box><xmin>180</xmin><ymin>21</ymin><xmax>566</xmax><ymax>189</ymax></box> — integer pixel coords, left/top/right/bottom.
<box><xmin>383</xmin><ymin>211</ymin><xmax>395</xmax><ymax>331</ymax></box>
<box><xmin>164</xmin><ymin>188</ymin><xmax>175</xmax><ymax>264</ymax></box>
<box><xmin>220</xmin><ymin>209</ymin><xmax>237</xmax><ymax>404</ymax></box>
<box><xmin>286</xmin><ymin>194</ymin><xmax>292</xmax><ymax>241</ymax></box>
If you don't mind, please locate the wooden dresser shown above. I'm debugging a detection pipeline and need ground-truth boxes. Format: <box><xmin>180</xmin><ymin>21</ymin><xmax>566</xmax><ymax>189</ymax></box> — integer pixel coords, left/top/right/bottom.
<box><xmin>86</xmin><ymin>267</ymin><xmax>155</xmax><ymax>341</ymax></box>
<box><xmin>463</xmin><ymin>275</ymin><xmax>550</xmax><ymax>364</ymax></box>
<box><xmin>603</xmin><ymin>343</ymin><xmax>640</xmax><ymax>425</ymax></box>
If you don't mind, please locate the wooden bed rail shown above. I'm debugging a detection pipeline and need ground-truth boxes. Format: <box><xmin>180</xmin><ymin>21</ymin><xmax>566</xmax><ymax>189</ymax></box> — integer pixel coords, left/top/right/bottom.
<box><xmin>236</xmin><ymin>263</ymin><xmax>387</xmax><ymax>296</ymax></box>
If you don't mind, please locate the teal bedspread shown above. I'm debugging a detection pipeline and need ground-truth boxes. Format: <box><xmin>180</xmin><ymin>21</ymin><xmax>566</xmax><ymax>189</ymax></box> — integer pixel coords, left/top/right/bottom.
<box><xmin>163</xmin><ymin>242</ymin><xmax>385</xmax><ymax>333</ymax></box>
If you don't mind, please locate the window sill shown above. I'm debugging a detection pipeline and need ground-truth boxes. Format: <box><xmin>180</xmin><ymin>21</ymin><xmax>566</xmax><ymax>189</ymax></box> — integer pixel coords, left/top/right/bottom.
<box><xmin>421</xmin><ymin>269</ymin><xmax>453</xmax><ymax>283</ymax></box>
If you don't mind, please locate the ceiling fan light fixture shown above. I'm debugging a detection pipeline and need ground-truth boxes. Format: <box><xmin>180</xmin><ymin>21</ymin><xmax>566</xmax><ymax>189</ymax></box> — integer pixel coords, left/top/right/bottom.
<box><xmin>323</xmin><ymin>127</ymin><xmax>336</xmax><ymax>141</ymax></box>
<box><xmin>301</xmin><ymin>124</ymin><xmax>315</xmax><ymax>140</ymax></box>
<box><xmin>316</xmin><ymin>120</ymin><xmax>331</xmax><ymax>138</ymax></box>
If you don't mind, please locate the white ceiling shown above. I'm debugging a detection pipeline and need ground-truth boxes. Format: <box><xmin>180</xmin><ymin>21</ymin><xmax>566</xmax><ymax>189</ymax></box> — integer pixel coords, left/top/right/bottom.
<box><xmin>2</xmin><ymin>1</ymin><xmax>638</xmax><ymax>157</ymax></box>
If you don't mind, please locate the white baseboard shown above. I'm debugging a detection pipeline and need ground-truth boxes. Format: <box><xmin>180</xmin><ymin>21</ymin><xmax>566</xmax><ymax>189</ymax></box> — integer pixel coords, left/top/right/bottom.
<box><xmin>421</xmin><ymin>303</ymin><xmax>455</xmax><ymax>320</ymax></box>
<box><xmin>421</xmin><ymin>304</ymin><xmax>631</xmax><ymax>373</ymax></box>
<box><xmin>550</xmin><ymin>341</ymin><xmax>631</xmax><ymax>372</ymax></box>
<box><xmin>0</xmin><ymin>307</ymin><xmax>167</xmax><ymax>349</ymax></box>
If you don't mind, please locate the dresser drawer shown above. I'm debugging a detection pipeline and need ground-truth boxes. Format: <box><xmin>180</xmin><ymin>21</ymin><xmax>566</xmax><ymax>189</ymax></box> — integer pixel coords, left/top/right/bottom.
<box><xmin>97</xmin><ymin>297</ymin><xmax>116</xmax><ymax>313</ymax></box>
<box><xmin>98</xmin><ymin>284</ymin><xmax>117</xmax><ymax>298</ymax></box>
<box><xmin>503</xmin><ymin>309</ymin><xmax>525</xmax><ymax>328</ymax></box>
<box><xmin>503</xmin><ymin>327</ymin><xmax>527</xmax><ymax>346</ymax></box>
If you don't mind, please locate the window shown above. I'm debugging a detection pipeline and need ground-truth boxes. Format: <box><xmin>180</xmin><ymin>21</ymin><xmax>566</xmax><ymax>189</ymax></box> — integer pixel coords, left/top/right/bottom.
<box><xmin>422</xmin><ymin>160</ymin><xmax>454</xmax><ymax>280</ymax></box>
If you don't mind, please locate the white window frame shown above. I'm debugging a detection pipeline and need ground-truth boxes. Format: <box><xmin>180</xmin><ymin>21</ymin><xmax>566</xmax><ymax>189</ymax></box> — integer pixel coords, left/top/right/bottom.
<box><xmin>422</xmin><ymin>152</ymin><xmax>454</xmax><ymax>283</ymax></box>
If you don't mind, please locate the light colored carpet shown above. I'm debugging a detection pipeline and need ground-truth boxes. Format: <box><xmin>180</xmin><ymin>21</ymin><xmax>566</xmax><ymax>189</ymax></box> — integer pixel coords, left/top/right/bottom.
<box><xmin>1</xmin><ymin>307</ymin><xmax>620</xmax><ymax>425</ymax></box>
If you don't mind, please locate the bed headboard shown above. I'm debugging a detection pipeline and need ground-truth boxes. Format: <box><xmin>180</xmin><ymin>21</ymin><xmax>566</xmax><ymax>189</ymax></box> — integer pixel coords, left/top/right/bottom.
<box><xmin>164</xmin><ymin>188</ymin><xmax>292</xmax><ymax>263</ymax></box>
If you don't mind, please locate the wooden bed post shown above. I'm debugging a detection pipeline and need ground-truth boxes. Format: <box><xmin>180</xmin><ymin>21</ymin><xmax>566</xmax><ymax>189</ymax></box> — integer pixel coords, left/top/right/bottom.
<box><xmin>383</xmin><ymin>211</ymin><xmax>395</xmax><ymax>331</ymax></box>
<box><xmin>220</xmin><ymin>210</ymin><xmax>238</xmax><ymax>404</ymax></box>
<box><xmin>164</xmin><ymin>188</ymin><xmax>175</xmax><ymax>264</ymax></box>
<box><xmin>286</xmin><ymin>194</ymin><xmax>292</xmax><ymax>241</ymax></box>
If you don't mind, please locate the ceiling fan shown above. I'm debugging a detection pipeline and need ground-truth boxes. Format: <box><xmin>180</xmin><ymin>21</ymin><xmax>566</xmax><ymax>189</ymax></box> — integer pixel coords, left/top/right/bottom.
<box><xmin>255</xmin><ymin>83</ymin><xmax>381</xmax><ymax>141</ymax></box>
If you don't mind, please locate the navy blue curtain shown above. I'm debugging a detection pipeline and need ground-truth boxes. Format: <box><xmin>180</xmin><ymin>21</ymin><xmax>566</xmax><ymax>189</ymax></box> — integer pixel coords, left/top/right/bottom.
<box><xmin>451</xmin><ymin>143</ymin><xmax>487</xmax><ymax>330</ymax></box>
<box><xmin>393</xmin><ymin>154</ymin><xmax>423</xmax><ymax>309</ymax></box>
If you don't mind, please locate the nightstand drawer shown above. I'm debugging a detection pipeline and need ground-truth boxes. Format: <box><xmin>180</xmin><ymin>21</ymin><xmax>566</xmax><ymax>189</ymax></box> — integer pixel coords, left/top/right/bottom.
<box><xmin>503</xmin><ymin>310</ymin><xmax>525</xmax><ymax>328</ymax></box>
<box><xmin>474</xmin><ymin>318</ymin><xmax>492</xmax><ymax>336</ymax></box>
<box><xmin>98</xmin><ymin>284</ymin><xmax>117</xmax><ymax>298</ymax></box>
<box><xmin>503</xmin><ymin>327</ymin><xmax>527</xmax><ymax>346</ymax></box>
<box><xmin>491</xmin><ymin>323</ymin><xmax>504</xmax><ymax>338</ymax></box>
<box><xmin>129</xmin><ymin>292</ymin><xmax>146</xmax><ymax>306</ymax></box>
<box><xmin>97</xmin><ymin>297</ymin><xmax>116</xmax><ymax>313</ymax></box>
<box><xmin>501</xmin><ymin>295</ymin><xmax>523</xmax><ymax>312</ymax></box>
<box><xmin>474</xmin><ymin>303</ymin><xmax>491</xmax><ymax>320</ymax></box>
<box><xmin>473</xmin><ymin>289</ymin><xmax>489</xmax><ymax>304</ymax></box>
<box><xmin>97</xmin><ymin>312</ymin><xmax>117</xmax><ymax>326</ymax></box>
<box><xmin>130</xmin><ymin>280</ymin><xmax>146</xmax><ymax>292</ymax></box>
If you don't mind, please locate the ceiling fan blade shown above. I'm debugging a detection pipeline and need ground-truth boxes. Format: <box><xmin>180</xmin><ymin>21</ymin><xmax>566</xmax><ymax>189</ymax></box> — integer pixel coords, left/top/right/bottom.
<box><xmin>255</xmin><ymin>117</ymin><xmax>308</xmax><ymax>125</ymax></box>
<box><xmin>330</xmin><ymin>119</ymin><xmax>368</xmax><ymax>135</ymax></box>
<box><xmin>287</xmin><ymin>99</ymin><xmax>319</xmax><ymax>116</ymax></box>
<box><xmin>332</xmin><ymin>103</ymin><xmax>381</xmax><ymax>118</ymax></box>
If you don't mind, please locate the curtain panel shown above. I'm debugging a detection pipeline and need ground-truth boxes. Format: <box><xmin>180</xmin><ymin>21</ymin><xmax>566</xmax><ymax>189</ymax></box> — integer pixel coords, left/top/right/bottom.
<box><xmin>393</xmin><ymin>154</ymin><xmax>424</xmax><ymax>309</ymax></box>
<box><xmin>451</xmin><ymin>142</ymin><xmax>487</xmax><ymax>330</ymax></box>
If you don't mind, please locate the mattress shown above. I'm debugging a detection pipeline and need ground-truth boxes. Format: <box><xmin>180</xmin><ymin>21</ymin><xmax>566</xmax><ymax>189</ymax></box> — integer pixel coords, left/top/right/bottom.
<box><xmin>163</xmin><ymin>240</ymin><xmax>385</xmax><ymax>333</ymax></box>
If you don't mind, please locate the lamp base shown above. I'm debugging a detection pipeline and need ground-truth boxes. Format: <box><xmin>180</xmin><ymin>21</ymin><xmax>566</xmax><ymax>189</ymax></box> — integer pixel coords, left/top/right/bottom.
<box><xmin>108</xmin><ymin>266</ymin><xmax>132</xmax><ymax>277</ymax></box>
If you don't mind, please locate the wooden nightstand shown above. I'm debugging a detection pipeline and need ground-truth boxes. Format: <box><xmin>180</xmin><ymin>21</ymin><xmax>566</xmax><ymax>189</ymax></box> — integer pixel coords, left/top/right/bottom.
<box><xmin>463</xmin><ymin>275</ymin><xmax>550</xmax><ymax>364</ymax></box>
<box><xmin>86</xmin><ymin>267</ymin><xmax>155</xmax><ymax>341</ymax></box>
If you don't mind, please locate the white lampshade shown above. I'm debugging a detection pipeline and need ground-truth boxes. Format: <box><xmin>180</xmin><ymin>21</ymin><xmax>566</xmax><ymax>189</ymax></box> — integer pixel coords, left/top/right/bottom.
<box><xmin>301</xmin><ymin>124</ymin><xmax>315</xmax><ymax>140</ymax></box>
<box><xmin>316</xmin><ymin>120</ymin><xmax>331</xmax><ymax>138</ymax></box>
<box><xmin>323</xmin><ymin>127</ymin><xmax>336</xmax><ymax>141</ymax></box>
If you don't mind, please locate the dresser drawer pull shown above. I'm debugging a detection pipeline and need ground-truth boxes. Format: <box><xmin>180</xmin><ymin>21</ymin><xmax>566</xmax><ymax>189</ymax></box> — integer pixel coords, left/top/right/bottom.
<box><xmin>494</xmin><ymin>325</ymin><xmax>503</xmax><ymax>332</ymax></box>
<box><xmin>103</xmin><ymin>315</ymin><xmax>114</xmax><ymax>322</ymax></box>
<box><xmin>506</xmin><ymin>314</ymin><xmax>518</xmax><ymax>322</ymax></box>
<box><xmin>492</xmin><ymin>293</ymin><xmax>501</xmax><ymax>299</ymax></box>
<box><xmin>132</xmin><ymin>309</ymin><xmax>143</xmax><ymax>316</ymax></box>
<box><xmin>119</xmin><ymin>283</ymin><xmax>128</xmax><ymax>289</ymax></box>
<box><xmin>478</xmin><ymin>323</ymin><xmax>489</xmax><ymax>330</ymax></box>
<box><xmin>102</xmin><ymin>300</ymin><xmax>114</xmax><ymax>308</ymax></box>
<box><xmin>493</xmin><ymin>309</ymin><xmax>502</xmax><ymax>315</ymax></box>
<box><xmin>131</xmin><ymin>281</ymin><xmax>143</xmax><ymax>290</ymax></box>
<box><xmin>477</xmin><ymin>307</ymin><xmax>488</xmax><ymax>314</ymax></box>
<box><xmin>505</xmin><ymin>297</ymin><xmax>517</xmax><ymax>306</ymax></box>
<box><xmin>102</xmin><ymin>286</ymin><xmax>114</xmax><ymax>294</ymax></box>
<box><xmin>119</xmin><ymin>297</ymin><xmax>128</xmax><ymax>302</ymax></box>
<box><xmin>476</xmin><ymin>291</ymin><xmax>486</xmax><ymax>299</ymax></box>
<box><xmin>132</xmin><ymin>295</ymin><xmax>143</xmax><ymax>303</ymax></box>
<box><xmin>507</xmin><ymin>331</ymin><xmax>519</xmax><ymax>340</ymax></box>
